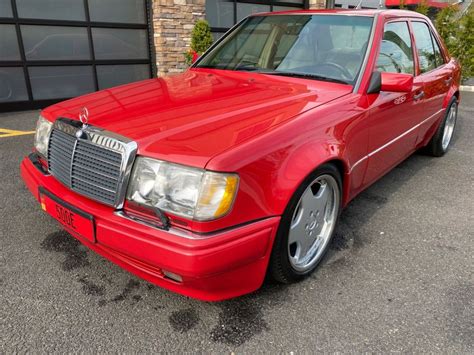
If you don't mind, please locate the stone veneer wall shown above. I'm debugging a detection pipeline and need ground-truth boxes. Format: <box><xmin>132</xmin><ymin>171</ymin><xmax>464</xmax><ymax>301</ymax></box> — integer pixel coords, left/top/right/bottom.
<box><xmin>151</xmin><ymin>0</ymin><xmax>326</xmax><ymax>76</ymax></box>
<box><xmin>152</xmin><ymin>0</ymin><xmax>206</xmax><ymax>77</ymax></box>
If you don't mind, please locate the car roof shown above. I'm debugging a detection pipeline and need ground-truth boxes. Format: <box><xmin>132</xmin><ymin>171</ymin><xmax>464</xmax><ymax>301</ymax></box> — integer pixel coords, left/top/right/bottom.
<box><xmin>254</xmin><ymin>9</ymin><xmax>428</xmax><ymax>19</ymax></box>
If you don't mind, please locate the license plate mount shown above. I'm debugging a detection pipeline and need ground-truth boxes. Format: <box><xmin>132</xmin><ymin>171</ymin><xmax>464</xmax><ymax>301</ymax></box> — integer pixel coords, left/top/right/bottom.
<box><xmin>39</xmin><ymin>187</ymin><xmax>96</xmax><ymax>243</ymax></box>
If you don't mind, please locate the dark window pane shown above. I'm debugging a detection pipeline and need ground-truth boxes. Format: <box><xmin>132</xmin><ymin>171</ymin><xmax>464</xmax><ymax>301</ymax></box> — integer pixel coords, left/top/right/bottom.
<box><xmin>92</xmin><ymin>28</ymin><xmax>148</xmax><ymax>60</ymax></box>
<box><xmin>0</xmin><ymin>68</ymin><xmax>28</xmax><ymax>102</ymax></box>
<box><xmin>273</xmin><ymin>6</ymin><xmax>302</xmax><ymax>12</ymax></box>
<box><xmin>97</xmin><ymin>64</ymin><xmax>150</xmax><ymax>89</ymax></box>
<box><xmin>29</xmin><ymin>66</ymin><xmax>95</xmax><ymax>100</ymax></box>
<box><xmin>206</xmin><ymin>0</ymin><xmax>234</xmax><ymax>28</ymax></box>
<box><xmin>0</xmin><ymin>25</ymin><xmax>21</xmax><ymax>60</ymax></box>
<box><xmin>431</xmin><ymin>33</ymin><xmax>445</xmax><ymax>67</ymax></box>
<box><xmin>274</xmin><ymin>0</ymin><xmax>304</xmax><ymax>3</ymax></box>
<box><xmin>22</xmin><ymin>25</ymin><xmax>90</xmax><ymax>61</ymax></box>
<box><xmin>88</xmin><ymin>0</ymin><xmax>145</xmax><ymax>24</ymax></box>
<box><xmin>212</xmin><ymin>32</ymin><xmax>225</xmax><ymax>42</ymax></box>
<box><xmin>0</xmin><ymin>0</ymin><xmax>13</xmax><ymax>17</ymax></box>
<box><xmin>236</xmin><ymin>3</ymin><xmax>270</xmax><ymax>22</ymax></box>
<box><xmin>412</xmin><ymin>22</ymin><xmax>436</xmax><ymax>73</ymax></box>
<box><xmin>16</xmin><ymin>0</ymin><xmax>85</xmax><ymax>21</ymax></box>
<box><xmin>376</xmin><ymin>22</ymin><xmax>414</xmax><ymax>74</ymax></box>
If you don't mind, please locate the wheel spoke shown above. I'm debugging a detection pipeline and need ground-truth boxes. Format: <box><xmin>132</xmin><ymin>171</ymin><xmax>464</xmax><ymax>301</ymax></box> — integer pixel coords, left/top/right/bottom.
<box><xmin>442</xmin><ymin>104</ymin><xmax>457</xmax><ymax>150</ymax></box>
<box><xmin>287</xmin><ymin>174</ymin><xmax>340</xmax><ymax>272</ymax></box>
<box><xmin>289</xmin><ymin>212</ymin><xmax>306</xmax><ymax>245</ymax></box>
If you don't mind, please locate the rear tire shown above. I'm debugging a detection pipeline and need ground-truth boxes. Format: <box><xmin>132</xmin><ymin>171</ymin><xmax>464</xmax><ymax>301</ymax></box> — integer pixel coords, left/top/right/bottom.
<box><xmin>269</xmin><ymin>163</ymin><xmax>342</xmax><ymax>283</ymax></box>
<box><xmin>426</xmin><ymin>98</ymin><xmax>458</xmax><ymax>157</ymax></box>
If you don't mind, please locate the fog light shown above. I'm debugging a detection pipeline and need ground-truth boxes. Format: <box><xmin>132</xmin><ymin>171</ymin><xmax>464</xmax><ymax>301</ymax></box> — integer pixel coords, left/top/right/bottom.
<box><xmin>163</xmin><ymin>270</ymin><xmax>182</xmax><ymax>282</ymax></box>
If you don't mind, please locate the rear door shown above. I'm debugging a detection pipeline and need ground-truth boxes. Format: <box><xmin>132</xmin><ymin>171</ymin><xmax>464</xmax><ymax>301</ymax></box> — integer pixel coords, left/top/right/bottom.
<box><xmin>410</xmin><ymin>21</ymin><xmax>451</xmax><ymax>145</ymax></box>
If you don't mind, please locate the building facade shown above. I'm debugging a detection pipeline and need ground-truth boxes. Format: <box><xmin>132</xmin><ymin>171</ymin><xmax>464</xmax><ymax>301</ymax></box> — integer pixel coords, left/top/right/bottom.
<box><xmin>0</xmin><ymin>0</ymin><xmax>326</xmax><ymax>111</ymax></box>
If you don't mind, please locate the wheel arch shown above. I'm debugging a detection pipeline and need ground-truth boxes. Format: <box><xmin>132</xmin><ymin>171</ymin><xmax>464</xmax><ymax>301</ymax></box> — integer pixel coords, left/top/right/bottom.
<box><xmin>276</xmin><ymin>145</ymin><xmax>351</xmax><ymax>216</ymax></box>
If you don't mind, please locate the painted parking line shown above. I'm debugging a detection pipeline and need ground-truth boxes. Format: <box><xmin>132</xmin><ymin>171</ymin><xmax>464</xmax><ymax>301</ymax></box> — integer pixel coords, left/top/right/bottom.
<box><xmin>0</xmin><ymin>128</ymin><xmax>35</xmax><ymax>138</ymax></box>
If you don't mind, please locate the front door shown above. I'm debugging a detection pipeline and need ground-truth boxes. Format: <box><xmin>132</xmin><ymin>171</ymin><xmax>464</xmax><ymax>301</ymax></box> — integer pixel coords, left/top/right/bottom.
<box><xmin>364</xmin><ymin>20</ymin><xmax>423</xmax><ymax>185</ymax></box>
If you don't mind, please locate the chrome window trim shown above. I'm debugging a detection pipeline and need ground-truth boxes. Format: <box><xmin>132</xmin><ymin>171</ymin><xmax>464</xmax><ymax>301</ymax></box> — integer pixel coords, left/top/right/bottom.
<box><xmin>49</xmin><ymin>118</ymin><xmax>137</xmax><ymax>209</ymax></box>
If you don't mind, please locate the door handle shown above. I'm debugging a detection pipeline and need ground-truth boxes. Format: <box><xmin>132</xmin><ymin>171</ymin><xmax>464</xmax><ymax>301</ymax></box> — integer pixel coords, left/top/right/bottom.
<box><xmin>444</xmin><ymin>76</ymin><xmax>453</xmax><ymax>85</ymax></box>
<box><xmin>413</xmin><ymin>91</ymin><xmax>424</xmax><ymax>101</ymax></box>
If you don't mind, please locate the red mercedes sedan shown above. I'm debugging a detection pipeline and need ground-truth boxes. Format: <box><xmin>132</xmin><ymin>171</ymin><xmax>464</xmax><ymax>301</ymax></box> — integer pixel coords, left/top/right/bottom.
<box><xmin>21</xmin><ymin>10</ymin><xmax>461</xmax><ymax>301</ymax></box>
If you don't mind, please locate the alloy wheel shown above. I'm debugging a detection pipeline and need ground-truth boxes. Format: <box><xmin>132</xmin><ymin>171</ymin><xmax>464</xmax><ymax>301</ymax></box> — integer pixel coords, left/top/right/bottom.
<box><xmin>288</xmin><ymin>174</ymin><xmax>340</xmax><ymax>272</ymax></box>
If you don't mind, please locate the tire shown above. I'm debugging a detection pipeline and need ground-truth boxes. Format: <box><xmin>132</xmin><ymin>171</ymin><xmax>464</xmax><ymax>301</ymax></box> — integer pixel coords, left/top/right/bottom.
<box><xmin>426</xmin><ymin>97</ymin><xmax>458</xmax><ymax>157</ymax></box>
<box><xmin>269</xmin><ymin>163</ymin><xmax>342</xmax><ymax>283</ymax></box>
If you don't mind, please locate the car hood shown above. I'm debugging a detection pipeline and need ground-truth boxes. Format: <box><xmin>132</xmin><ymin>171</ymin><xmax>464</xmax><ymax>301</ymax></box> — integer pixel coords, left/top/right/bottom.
<box><xmin>43</xmin><ymin>68</ymin><xmax>352</xmax><ymax>168</ymax></box>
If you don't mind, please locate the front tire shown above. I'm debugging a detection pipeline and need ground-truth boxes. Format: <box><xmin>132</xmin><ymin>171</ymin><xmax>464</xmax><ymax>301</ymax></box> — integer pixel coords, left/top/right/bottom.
<box><xmin>426</xmin><ymin>98</ymin><xmax>458</xmax><ymax>157</ymax></box>
<box><xmin>269</xmin><ymin>163</ymin><xmax>342</xmax><ymax>283</ymax></box>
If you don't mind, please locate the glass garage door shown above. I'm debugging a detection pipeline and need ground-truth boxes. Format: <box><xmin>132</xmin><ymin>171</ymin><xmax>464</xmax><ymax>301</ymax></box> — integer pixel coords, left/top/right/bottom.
<box><xmin>0</xmin><ymin>0</ymin><xmax>152</xmax><ymax>111</ymax></box>
<box><xmin>206</xmin><ymin>0</ymin><xmax>307</xmax><ymax>40</ymax></box>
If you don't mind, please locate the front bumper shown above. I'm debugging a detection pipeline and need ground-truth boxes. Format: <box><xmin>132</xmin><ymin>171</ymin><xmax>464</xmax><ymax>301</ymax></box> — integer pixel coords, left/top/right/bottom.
<box><xmin>21</xmin><ymin>154</ymin><xmax>280</xmax><ymax>301</ymax></box>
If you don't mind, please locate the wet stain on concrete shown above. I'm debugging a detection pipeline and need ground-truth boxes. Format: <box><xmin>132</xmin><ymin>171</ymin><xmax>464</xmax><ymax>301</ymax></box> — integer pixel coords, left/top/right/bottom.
<box><xmin>210</xmin><ymin>298</ymin><xmax>269</xmax><ymax>346</ymax></box>
<box><xmin>78</xmin><ymin>276</ymin><xmax>105</xmax><ymax>296</ymax></box>
<box><xmin>41</xmin><ymin>231</ymin><xmax>89</xmax><ymax>271</ymax></box>
<box><xmin>331</xmin><ymin>230</ymin><xmax>353</xmax><ymax>251</ymax></box>
<box><xmin>112</xmin><ymin>279</ymin><xmax>140</xmax><ymax>302</ymax></box>
<box><xmin>169</xmin><ymin>308</ymin><xmax>200</xmax><ymax>333</ymax></box>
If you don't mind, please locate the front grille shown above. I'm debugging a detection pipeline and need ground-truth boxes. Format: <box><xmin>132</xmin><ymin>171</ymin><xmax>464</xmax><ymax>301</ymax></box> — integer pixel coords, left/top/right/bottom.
<box><xmin>48</xmin><ymin>128</ymin><xmax>124</xmax><ymax>206</ymax></box>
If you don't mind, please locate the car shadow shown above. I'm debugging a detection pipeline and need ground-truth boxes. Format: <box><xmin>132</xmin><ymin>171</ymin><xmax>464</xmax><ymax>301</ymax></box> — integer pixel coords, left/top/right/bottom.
<box><xmin>37</xmin><ymin>147</ymin><xmax>449</xmax><ymax>348</ymax></box>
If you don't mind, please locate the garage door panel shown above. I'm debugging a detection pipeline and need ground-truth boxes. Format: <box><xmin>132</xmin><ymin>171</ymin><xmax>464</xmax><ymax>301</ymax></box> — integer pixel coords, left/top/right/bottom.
<box><xmin>16</xmin><ymin>0</ymin><xmax>86</xmax><ymax>21</ymax></box>
<box><xmin>29</xmin><ymin>66</ymin><xmax>95</xmax><ymax>100</ymax></box>
<box><xmin>21</xmin><ymin>25</ymin><xmax>91</xmax><ymax>61</ymax></box>
<box><xmin>88</xmin><ymin>0</ymin><xmax>146</xmax><ymax>24</ymax></box>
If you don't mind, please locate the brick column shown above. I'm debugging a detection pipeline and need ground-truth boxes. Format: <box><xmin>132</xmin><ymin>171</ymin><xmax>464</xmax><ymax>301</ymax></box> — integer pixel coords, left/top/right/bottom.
<box><xmin>151</xmin><ymin>0</ymin><xmax>205</xmax><ymax>77</ymax></box>
<box><xmin>308</xmin><ymin>0</ymin><xmax>327</xmax><ymax>8</ymax></box>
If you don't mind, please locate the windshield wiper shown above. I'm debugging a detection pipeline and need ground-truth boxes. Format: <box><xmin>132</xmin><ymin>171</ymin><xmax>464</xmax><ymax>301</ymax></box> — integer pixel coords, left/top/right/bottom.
<box><xmin>262</xmin><ymin>72</ymin><xmax>350</xmax><ymax>85</ymax></box>
<box><xmin>196</xmin><ymin>66</ymin><xmax>350</xmax><ymax>85</ymax></box>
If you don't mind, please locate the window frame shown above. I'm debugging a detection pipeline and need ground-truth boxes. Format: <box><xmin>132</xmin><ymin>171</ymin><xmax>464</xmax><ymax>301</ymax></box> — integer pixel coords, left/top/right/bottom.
<box><xmin>195</xmin><ymin>13</ymin><xmax>376</xmax><ymax>87</ymax></box>
<box><xmin>409</xmin><ymin>19</ymin><xmax>447</xmax><ymax>76</ymax></box>
<box><xmin>375</xmin><ymin>20</ymin><xmax>416</xmax><ymax>75</ymax></box>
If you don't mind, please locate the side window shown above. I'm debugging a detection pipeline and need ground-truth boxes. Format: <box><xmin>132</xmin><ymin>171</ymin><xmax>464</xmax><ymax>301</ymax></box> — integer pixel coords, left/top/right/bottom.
<box><xmin>376</xmin><ymin>21</ymin><xmax>414</xmax><ymax>74</ymax></box>
<box><xmin>412</xmin><ymin>22</ymin><xmax>437</xmax><ymax>73</ymax></box>
<box><xmin>431</xmin><ymin>34</ymin><xmax>445</xmax><ymax>67</ymax></box>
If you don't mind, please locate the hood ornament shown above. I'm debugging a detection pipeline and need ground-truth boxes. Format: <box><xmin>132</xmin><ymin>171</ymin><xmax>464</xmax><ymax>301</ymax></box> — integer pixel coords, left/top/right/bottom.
<box><xmin>76</xmin><ymin>107</ymin><xmax>89</xmax><ymax>139</ymax></box>
<box><xmin>79</xmin><ymin>107</ymin><xmax>89</xmax><ymax>126</ymax></box>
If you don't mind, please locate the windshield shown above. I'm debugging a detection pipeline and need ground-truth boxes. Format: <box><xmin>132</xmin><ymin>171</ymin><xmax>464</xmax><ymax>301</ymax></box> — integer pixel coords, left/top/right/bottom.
<box><xmin>196</xmin><ymin>14</ymin><xmax>374</xmax><ymax>85</ymax></box>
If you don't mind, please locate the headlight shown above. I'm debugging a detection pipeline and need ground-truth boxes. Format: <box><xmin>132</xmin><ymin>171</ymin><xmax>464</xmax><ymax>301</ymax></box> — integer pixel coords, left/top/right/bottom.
<box><xmin>127</xmin><ymin>157</ymin><xmax>239</xmax><ymax>221</ymax></box>
<box><xmin>34</xmin><ymin>115</ymin><xmax>53</xmax><ymax>157</ymax></box>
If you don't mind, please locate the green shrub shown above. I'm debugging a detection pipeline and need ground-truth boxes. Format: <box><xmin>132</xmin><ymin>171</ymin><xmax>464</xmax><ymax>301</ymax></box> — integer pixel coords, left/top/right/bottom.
<box><xmin>185</xmin><ymin>20</ymin><xmax>213</xmax><ymax>65</ymax></box>
<box><xmin>435</xmin><ymin>4</ymin><xmax>473</xmax><ymax>81</ymax></box>
<box><xmin>414</xmin><ymin>0</ymin><xmax>429</xmax><ymax>15</ymax></box>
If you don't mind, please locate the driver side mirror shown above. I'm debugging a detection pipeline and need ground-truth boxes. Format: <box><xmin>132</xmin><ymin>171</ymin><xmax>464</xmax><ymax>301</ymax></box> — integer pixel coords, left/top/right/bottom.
<box><xmin>367</xmin><ymin>71</ymin><xmax>414</xmax><ymax>94</ymax></box>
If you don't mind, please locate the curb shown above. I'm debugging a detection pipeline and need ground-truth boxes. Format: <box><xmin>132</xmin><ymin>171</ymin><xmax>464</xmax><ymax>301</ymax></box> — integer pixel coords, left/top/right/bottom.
<box><xmin>460</xmin><ymin>86</ymin><xmax>474</xmax><ymax>92</ymax></box>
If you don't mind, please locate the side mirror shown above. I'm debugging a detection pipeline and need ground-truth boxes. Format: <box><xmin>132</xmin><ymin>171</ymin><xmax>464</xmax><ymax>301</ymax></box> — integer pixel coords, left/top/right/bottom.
<box><xmin>367</xmin><ymin>71</ymin><xmax>414</xmax><ymax>94</ymax></box>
